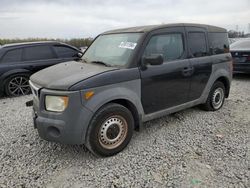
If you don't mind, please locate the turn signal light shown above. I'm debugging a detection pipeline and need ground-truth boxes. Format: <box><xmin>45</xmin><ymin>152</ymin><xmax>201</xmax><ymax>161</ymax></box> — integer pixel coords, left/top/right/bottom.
<box><xmin>84</xmin><ymin>91</ymin><xmax>95</xmax><ymax>100</ymax></box>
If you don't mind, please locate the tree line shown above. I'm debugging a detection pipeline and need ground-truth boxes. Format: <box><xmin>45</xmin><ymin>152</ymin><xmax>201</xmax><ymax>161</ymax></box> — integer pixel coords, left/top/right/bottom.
<box><xmin>228</xmin><ymin>30</ymin><xmax>247</xmax><ymax>38</ymax></box>
<box><xmin>0</xmin><ymin>38</ymin><xmax>93</xmax><ymax>48</ymax></box>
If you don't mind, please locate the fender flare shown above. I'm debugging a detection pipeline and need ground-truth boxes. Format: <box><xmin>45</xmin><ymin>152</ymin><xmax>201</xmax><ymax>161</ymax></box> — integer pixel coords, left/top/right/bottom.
<box><xmin>200</xmin><ymin>67</ymin><xmax>231</xmax><ymax>103</ymax></box>
<box><xmin>82</xmin><ymin>87</ymin><xmax>144</xmax><ymax>117</ymax></box>
<box><xmin>81</xmin><ymin>85</ymin><xmax>144</xmax><ymax>140</ymax></box>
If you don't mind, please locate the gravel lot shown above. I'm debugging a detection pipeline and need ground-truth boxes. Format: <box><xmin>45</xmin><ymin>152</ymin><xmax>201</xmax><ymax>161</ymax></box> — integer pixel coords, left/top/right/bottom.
<box><xmin>0</xmin><ymin>74</ymin><xmax>249</xmax><ymax>188</ymax></box>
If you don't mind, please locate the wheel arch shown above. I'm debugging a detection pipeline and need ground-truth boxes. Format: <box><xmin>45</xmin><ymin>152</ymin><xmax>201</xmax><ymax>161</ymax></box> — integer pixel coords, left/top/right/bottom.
<box><xmin>107</xmin><ymin>99</ymin><xmax>141</xmax><ymax>131</ymax></box>
<box><xmin>0</xmin><ymin>69</ymin><xmax>31</xmax><ymax>83</ymax></box>
<box><xmin>215</xmin><ymin>76</ymin><xmax>230</xmax><ymax>98</ymax></box>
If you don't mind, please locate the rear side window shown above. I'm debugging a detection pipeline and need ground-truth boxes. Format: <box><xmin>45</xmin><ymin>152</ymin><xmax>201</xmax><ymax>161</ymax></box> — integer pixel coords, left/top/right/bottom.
<box><xmin>209</xmin><ymin>32</ymin><xmax>229</xmax><ymax>54</ymax></box>
<box><xmin>23</xmin><ymin>45</ymin><xmax>55</xmax><ymax>61</ymax></box>
<box><xmin>143</xmin><ymin>33</ymin><xmax>184</xmax><ymax>62</ymax></box>
<box><xmin>188</xmin><ymin>32</ymin><xmax>207</xmax><ymax>57</ymax></box>
<box><xmin>1</xmin><ymin>49</ymin><xmax>22</xmax><ymax>63</ymax></box>
<box><xmin>54</xmin><ymin>45</ymin><xmax>77</xmax><ymax>58</ymax></box>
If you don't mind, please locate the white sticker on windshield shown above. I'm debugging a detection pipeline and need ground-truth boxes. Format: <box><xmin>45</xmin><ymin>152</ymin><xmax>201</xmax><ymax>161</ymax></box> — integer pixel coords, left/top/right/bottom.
<box><xmin>119</xmin><ymin>42</ymin><xmax>137</xmax><ymax>50</ymax></box>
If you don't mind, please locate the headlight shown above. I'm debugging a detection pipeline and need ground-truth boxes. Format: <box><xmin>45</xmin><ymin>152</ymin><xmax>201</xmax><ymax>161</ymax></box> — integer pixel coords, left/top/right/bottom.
<box><xmin>45</xmin><ymin>96</ymin><xmax>69</xmax><ymax>112</ymax></box>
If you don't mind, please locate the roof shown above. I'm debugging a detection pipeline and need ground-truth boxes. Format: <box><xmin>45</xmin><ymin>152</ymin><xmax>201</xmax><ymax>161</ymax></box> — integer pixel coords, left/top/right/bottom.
<box><xmin>102</xmin><ymin>23</ymin><xmax>227</xmax><ymax>34</ymax></box>
<box><xmin>1</xmin><ymin>41</ymin><xmax>65</xmax><ymax>49</ymax></box>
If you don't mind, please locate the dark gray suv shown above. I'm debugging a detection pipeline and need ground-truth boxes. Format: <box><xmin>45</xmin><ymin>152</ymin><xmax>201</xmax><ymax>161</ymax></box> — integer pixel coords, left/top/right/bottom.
<box><xmin>29</xmin><ymin>23</ymin><xmax>232</xmax><ymax>156</ymax></box>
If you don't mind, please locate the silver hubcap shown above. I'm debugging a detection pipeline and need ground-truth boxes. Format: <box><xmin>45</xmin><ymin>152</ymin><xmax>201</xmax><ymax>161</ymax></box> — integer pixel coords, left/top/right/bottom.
<box><xmin>212</xmin><ymin>88</ymin><xmax>224</xmax><ymax>109</ymax></box>
<box><xmin>8</xmin><ymin>76</ymin><xmax>30</xmax><ymax>96</ymax></box>
<box><xmin>99</xmin><ymin>115</ymin><xmax>128</xmax><ymax>150</ymax></box>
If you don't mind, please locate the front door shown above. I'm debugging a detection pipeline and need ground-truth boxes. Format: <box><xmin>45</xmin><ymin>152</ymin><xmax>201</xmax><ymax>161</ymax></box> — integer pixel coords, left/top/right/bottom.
<box><xmin>140</xmin><ymin>27</ymin><xmax>192</xmax><ymax>114</ymax></box>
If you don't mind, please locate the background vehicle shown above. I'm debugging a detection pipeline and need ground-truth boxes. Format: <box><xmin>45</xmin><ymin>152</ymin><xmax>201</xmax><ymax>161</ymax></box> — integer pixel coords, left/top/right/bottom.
<box><xmin>0</xmin><ymin>41</ymin><xmax>82</xmax><ymax>97</ymax></box>
<box><xmin>30</xmin><ymin>23</ymin><xmax>232</xmax><ymax>157</ymax></box>
<box><xmin>230</xmin><ymin>39</ymin><xmax>250</xmax><ymax>74</ymax></box>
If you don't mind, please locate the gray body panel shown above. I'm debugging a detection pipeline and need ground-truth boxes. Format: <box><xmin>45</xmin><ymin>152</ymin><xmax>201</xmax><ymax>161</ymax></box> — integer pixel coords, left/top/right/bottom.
<box><xmin>32</xmin><ymin>89</ymin><xmax>94</xmax><ymax>144</ymax></box>
<box><xmin>32</xmin><ymin>79</ymin><xmax>143</xmax><ymax>144</ymax></box>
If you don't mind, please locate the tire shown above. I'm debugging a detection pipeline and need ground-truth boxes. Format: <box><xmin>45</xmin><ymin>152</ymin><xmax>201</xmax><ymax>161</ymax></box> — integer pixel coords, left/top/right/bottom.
<box><xmin>201</xmin><ymin>81</ymin><xmax>226</xmax><ymax>111</ymax></box>
<box><xmin>86</xmin><ymin>103</ymin><xmax>134</xmax><ymax>157</ymax></box>
<box><xmin>4</xmin><ymin>74</ymin><xmax>31</xmax><ymax>97</ymax></box>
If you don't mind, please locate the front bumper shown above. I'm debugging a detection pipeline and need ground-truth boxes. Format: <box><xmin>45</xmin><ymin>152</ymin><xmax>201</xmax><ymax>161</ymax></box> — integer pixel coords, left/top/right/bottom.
<box><xmin>32</xmin><ymin>88</ymin><xmax>94</xmax><ymax>144</ymax></box>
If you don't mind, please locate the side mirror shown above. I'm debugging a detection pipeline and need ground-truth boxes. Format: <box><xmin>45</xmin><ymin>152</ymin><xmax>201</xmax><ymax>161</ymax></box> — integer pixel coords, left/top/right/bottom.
<box><xmin>142</xmin><ymin>54</ymin><xmax>164</xmax><ymax>66</ymax></box>
<box><xmin>76</xmin><ymin>52</ymin><xmax>83</xmax><ymax>58</ymax></box>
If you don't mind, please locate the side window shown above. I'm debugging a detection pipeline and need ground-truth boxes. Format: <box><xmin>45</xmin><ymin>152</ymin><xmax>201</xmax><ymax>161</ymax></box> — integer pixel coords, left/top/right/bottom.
<box><xmin>54</xmin><ymin>45</ymin><xmax>77</xmax><ymax>58</ymax></box>
<box><xmin>209</xmin><ymin>32</ymin><xmax>229</xmax><ymax>54</ymax></box>
<box><xmin>23</xmin><ymin>45</ymin><xmax>55</xmax><ymax>61</ymax></box>
<box><xmin>188</xmin><ymin>32</ymin><xmax>207</xmax><ymax>57</ymax></box>
<box><xmin>1</xmin><ymin>49</ymin><xmax>22</xmax><ymax>63</ymax></box>
<box><xmin>143</xmin><ymin>33</ymin><xmax>184</xmax><ymax>62</ymax></box>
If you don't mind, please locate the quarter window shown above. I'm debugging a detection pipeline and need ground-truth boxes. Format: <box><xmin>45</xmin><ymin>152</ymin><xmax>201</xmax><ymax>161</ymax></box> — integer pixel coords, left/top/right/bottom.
<box><xmin>143</xmin><ymin>33</ymin><xmax>184</xmax><ymax>62</ymax></box>
<box><xmin>1</xmin><ymin>49</ymin><xmax>22</xmax><ymax>63</ymax></box>
<box><xmin>188</xmin><ymin>32</ymin><xmax>207</xmax><ymax>57</ymax></box>
<box><xmin>23</xmin><ymin>45</ymin><xmax>55</xmax><ymax>61</ymax></box>
<box><xmin>209</xmin><ymin>32</ymin><xmax>229</xmax><ymax>54</ymax></box>
<box><xmin>54</xmin><ymin>45</ymin><xmax>77</xmax><ymax>58</ymax></box>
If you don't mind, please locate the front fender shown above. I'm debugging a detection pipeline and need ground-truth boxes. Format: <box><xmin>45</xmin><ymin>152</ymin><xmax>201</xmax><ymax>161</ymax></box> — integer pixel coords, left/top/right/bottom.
<box><xmin>80</xmin><ymin>79</ymin><xmax>144</xmax><ymax>119</ymax></box>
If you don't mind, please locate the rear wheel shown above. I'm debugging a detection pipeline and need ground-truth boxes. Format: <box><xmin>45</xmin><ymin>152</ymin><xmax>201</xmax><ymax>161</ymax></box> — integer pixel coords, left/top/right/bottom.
<box><xmin>86</xmin><ymin>103</ymin><xmax>134</xmax><ymax>157</ymax></box>
<box><xmin>4</xmin><ymin>74</ymin><xmax>31</xmax><ymax>97</ymax></box>
<box><xmin>201</xmin><ymin>81</ymin><xmax>226</xmax><ymax>111</ymax></box>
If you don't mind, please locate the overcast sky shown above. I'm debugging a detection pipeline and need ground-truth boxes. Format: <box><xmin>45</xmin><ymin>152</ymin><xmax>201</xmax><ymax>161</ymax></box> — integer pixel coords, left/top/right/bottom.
<box><xmin>0</xmin><ymin>0</ymin><xmax>249</xmax><ymax>39</ymax></box>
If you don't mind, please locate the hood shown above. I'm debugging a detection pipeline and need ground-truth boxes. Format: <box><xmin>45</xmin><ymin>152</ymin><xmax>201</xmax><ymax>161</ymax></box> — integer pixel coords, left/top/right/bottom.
<box><xmin>30</xmin><ymin>61</ymin><xmax>117</xmax><ymax>90</ymax></box>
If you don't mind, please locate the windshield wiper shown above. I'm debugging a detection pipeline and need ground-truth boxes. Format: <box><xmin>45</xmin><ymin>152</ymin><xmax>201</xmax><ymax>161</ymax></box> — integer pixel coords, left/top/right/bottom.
<box><xmin>90</xmin><ymin>61</ymin><xmax>112</xmax><ymax>67</ymax></box>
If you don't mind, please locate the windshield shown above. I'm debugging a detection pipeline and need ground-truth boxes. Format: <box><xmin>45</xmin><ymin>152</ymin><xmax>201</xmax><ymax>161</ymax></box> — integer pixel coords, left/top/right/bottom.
<box><xmin>82</xmin><ymin>33</ymin><xmax>142</xmax><ymax>67</ymax></box>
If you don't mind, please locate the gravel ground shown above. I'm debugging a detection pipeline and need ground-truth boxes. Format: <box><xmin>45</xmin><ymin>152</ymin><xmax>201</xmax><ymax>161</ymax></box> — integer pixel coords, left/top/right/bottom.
<box><xmin>0</xmin><ymin>74</ymin><xmax>249</xmax><ymax>188</ymax></box>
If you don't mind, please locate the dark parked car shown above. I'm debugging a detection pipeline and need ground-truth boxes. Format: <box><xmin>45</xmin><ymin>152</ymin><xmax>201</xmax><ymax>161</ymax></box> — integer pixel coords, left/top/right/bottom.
<box><xmin>29</xmin><ymin>23</ymin><xmax>232</xmax><ymax>156</ymax></box>
<box><xmin>0</xmin><ymin>41</ymin><xmax>82</xmax><ymax>97</ymax></box>
<box><xmin>230</xmin><ymin>39</ymin><xmax>250</xmax><ymax>73</ymax></box>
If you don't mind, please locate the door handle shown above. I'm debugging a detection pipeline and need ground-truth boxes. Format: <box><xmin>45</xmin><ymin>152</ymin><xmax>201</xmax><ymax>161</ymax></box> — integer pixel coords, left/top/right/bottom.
<box><xmin>182</xmin><ymin>67</ymin><xmax>194</xmax><ymax>76</ymax></box>
<box><xmin>183</xmin><ymin>67</ymin><xmax>193</xmax><ymax>72</ymax></box>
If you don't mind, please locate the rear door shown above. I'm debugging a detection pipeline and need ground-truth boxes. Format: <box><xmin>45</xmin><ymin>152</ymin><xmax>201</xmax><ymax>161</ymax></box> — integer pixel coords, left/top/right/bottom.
<box><xmin>185</xmin><ymin>27</ymin><xmax>213</xmax><ymax>101</ymax></box>
<box><xmin>140</xmin><ymin>27</ymin><xmax>192</xmax><ymax>114</ymax></box>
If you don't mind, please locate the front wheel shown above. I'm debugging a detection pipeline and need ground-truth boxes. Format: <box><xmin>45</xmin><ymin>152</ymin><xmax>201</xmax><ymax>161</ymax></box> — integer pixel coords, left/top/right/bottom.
<box><xmin>4</xmin><ymin>74</ymin><xmax>31</xmax><ymax>97</ymax></box>
<box><xmin>86</xmin><ymin>103</ymin><xmax>134</xmax><ymax>157</ymax></box>
<box><xmin>201</xmin><ymin>81</ymin><xmax>226</xmax><ymax>111</ymax></box>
